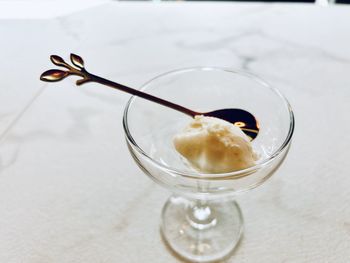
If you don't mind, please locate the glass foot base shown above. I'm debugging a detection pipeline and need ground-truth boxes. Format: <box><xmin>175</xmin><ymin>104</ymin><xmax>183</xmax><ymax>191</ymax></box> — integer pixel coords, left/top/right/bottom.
<box><xmin>160</xmin><ymin>196</ymin><xmax>244</xmax><ymax>262</ymax></box>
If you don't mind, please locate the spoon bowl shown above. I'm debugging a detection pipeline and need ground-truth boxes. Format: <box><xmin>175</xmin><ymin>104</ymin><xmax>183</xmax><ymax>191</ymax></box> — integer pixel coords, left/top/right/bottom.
<box><xmin>203</xmin><ymin>108</ymin><xmax>259</xmax><ymax>139</ymax></box>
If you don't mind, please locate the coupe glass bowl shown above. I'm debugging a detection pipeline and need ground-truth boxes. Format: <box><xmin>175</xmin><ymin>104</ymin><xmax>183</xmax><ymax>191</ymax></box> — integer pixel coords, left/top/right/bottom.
<box><xmin>123</xmin><ymin>68</ymin><xmax>294</xmax><ymax>262</ymax></box>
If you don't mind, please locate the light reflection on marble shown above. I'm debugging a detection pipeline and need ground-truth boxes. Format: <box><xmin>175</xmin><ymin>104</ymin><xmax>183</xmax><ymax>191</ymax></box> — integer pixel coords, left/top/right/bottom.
<box><xmin>0</xmin><ymin>2</ymin><xmax>350</xmax><ymax>263</ymax></box>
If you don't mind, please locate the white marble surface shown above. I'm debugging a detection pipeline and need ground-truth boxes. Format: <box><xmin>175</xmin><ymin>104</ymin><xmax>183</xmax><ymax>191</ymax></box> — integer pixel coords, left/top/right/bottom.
<box><xmin>0</xmin><ymin>1</ymin><xmax>350</xmax><ymax>262</ymax></box>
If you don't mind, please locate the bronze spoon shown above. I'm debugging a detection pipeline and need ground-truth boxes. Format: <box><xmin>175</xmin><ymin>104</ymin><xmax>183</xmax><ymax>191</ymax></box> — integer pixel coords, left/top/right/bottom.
<box><xmin>40</xmin><ymin>54</ymin><xmax>259</xmax><ymax>139</ymax></box>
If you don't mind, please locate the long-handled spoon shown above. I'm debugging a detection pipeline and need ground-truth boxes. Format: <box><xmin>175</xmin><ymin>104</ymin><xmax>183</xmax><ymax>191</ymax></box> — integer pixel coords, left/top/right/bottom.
<box><xmin>40</xmin><ymin>54</ymin><xmax>259</xmax><ymax>139</ymax></box>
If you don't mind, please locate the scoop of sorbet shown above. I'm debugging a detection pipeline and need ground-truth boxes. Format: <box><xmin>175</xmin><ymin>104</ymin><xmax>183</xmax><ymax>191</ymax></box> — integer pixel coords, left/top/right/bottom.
<box><xmin>173</xmin><ymin>115</ymin><xmax>258</xmax><ymax>173</ymax></box>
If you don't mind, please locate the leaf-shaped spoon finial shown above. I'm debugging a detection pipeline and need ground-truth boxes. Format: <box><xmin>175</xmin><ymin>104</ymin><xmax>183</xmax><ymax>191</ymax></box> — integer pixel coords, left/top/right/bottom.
<box><xmin>40</xmin><ymin>54</ymin><xmax>91</xmax><ymax>85</ymax></box>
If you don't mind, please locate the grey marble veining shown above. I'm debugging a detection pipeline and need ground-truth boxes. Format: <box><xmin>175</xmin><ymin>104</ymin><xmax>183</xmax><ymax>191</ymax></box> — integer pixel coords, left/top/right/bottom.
<box><xmin>0</xmin><ymin>2</ymin><xmax>349</xmax><ymax>263</ymax></box>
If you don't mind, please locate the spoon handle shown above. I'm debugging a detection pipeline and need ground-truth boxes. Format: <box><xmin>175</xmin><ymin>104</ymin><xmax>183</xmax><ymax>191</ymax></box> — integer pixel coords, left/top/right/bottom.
<box><xmin>40</xmin><ymin>54</ymin><xmax>197</xmax><ymax>117</ymax></box>
<box><xmin>88</xmin><ymin>73</ymin><xmax>198</xmax><ymax>117</ymax></box>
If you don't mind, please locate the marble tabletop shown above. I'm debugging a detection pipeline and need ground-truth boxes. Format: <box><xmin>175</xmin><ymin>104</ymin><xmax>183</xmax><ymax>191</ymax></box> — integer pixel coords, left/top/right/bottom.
<box><xmin>0</xmin><ymin>1</ymin><xmax>349</xmax><ymax>262</ymax></box>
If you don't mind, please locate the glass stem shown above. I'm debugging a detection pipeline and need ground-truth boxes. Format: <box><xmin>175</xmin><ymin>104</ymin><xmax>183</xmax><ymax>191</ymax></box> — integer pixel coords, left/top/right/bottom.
<box><xmin>187</xmin><ymin>181</ymin><xmax>217</xmax><ymax>230</ymax></box>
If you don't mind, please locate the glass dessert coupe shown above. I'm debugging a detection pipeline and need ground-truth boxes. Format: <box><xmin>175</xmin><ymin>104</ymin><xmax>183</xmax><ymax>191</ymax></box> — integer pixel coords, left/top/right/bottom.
<box><xmin>123</xmin><ymin>68</ymin><xmax>294</xmax><ymax>262</ymax></box>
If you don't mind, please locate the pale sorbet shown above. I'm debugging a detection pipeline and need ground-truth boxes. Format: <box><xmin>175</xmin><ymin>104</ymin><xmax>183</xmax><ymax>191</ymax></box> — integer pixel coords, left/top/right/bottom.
<box><xmin>173</xmin><ymin>115</ymin><xmax>258</xmax><ymax>173</ymax></box>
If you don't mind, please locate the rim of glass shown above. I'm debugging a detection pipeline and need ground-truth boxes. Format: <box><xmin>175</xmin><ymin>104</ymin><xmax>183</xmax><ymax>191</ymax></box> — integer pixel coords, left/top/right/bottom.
<box><xmin>123</xmin><ymin>67</ymin><xmax>295</xmax><ymax>180</ymax></box>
